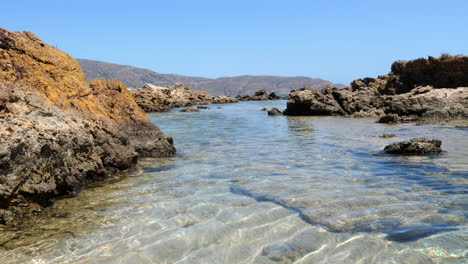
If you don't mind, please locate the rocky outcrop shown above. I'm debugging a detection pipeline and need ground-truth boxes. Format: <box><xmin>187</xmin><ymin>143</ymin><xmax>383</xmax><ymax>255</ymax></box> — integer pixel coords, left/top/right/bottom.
<box><xmin>131</xmin><ymin>83</ymin><xmax>215</xmax><ymax>112</ymax></box>
<box><xmin>284</xmin><ymin>55</ymin><xmax>468</xmax><ymax>120</ymax></box>
<box><xmin>267</xmin><ymin>108</ymin><xmax>282</xmax><ymax>116</ymax></box>
<box><xmin>213</xmin><ymin>96</ymin><xmax>239</xmax><ymax>104</ymax></box>
<box><xmin>0</xmin><ymin>28</ymin><xmax>175</xmax><ymax>217</ymax></box>
<box><xmin>236</xmin><ymin>89</ymin><xmax>287</xmax><ymax>101</ymax></box>
<box><xmin>384</xmin><ymin>138</ymin><xmax>442</xmax><ymax>154</ymax></box>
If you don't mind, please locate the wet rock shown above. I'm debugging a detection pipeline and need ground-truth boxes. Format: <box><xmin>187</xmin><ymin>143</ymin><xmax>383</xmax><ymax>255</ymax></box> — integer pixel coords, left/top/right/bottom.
<box><xmin>378</xmin><ymin>134</ymin><xmax>396</xmax><ymax>138</ymax></box>
<box><xmin>180</xmin><ymin>107</ymin><xmax>199</xmax><ymax>112</ymax></box>
<box><xmin>213</xmin><ymin>96</ymin><xmax>239</xmax><ymax>104</ymax></box>
<box><xmin>0</xmin><ymin>28</ymin><xmax>175</xmax><ymax>215</ymax></box>
<box><xmin>196</xmin><ymin>106</ymin><xmax>210</xmax><ymax>109</ymax></box>
<box><xmin>260</xmin><ymin>107</ymin><xmax>268</xmax><ymax>111</ymax></box>
<box><xmin>267</xmin><ymin>108</ymin><xmax>282</xmax><ymax>116</ymax></box>
<box><xmin>385</xmin><ymin>225</ymin><xmax>457</xmax><ymax>242</ymax></box>
<box><xmin>384</xmin><ymin>138</ymin><xmax>442</xmax><ymax>154</ymax></box>
<box><xmin>132</xmin><ymin>83</ymin><xmax>214</xmax><ymax>112</ymax></box>
<box><xmin>378</xmin><ymin>114</ymin><xmax>401</xmax><ymax>124</ymax></box>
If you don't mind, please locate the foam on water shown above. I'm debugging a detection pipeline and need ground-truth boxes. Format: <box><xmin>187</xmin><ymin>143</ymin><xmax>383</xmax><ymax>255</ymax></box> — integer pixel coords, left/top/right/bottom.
<box><xmin>0</xmin><ymin>101</ymin><xmax>466</xmax><ymax>263</ymax></box>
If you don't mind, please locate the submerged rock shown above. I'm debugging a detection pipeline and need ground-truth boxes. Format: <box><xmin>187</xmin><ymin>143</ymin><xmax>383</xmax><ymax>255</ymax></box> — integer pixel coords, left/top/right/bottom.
<box><xmin>180</xmin><ymin>107</ymin><xmax>199</xmax><ymax>112</ymax></box>
<box><xmin>378</xmin><ymin>134</ymin><xmax>397</xmax><ymax>138</ymax></box>
<box><xmin>196</xmin><ymin>105</ymin><xmax>210</xmax><ymax>109</ymax></box>
<box><xmin>131</xmin><ymin>83</ymin><xmax>214</xmax><ymax>112</ymax></box>
<box><xmin>284</xmin><ymin>55</ymin><xmax>468</xmax><ymax>122</ymax></box>
<box><xmin>0</xmin><ymin>28</ymin><xmax>175</xmax><ymax>215</ymax></box>
<box><xmin>384</xmin><ymin>138</ymin><xmax>442</xmax><ymax>154</ymax></box>
<box><xmin>267</xmin><ymin>108</ymin><xmax>282</xmax><ymax>116</ymax></box>
<box><xmin>378</xmin><ymin>114</ymin><xmax>401</xmax><ymax>124</ymax></box>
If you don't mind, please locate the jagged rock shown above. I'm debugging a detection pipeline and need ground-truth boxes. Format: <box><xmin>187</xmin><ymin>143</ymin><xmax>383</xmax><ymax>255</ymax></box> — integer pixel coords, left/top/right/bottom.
<box><xmin>213</xmin><ymin>96</ymin><xmax>239</xmax><ymax>104</ymax></box>
<box><xmin>131</xmin><ymin>83</ymin><xmax>214</xmax><ymax>112</ymax></box>
<box><xmin>384</xmin><ymin>138</ymin><xmax>442</xmax><ymax>154</ymax></box>
<box><xmin>180</xmin><ymin>107</ymin><xmax>199</xmax><ymax>112</ymax></box>
<box><xmin>283</xmin><ymin>88</ymin><xmax>346</xmax><ymax>116</ymax></box>
<box><xmin>0</xmin><ymin>28</ymin><xmax>175</xmax><ymax>215</ymax></box>
<box><xmin>236</xmin><ymin>90</ymin><xmax>285</xmax><ymax>101</ymax></box>
<box><xmin>284</xmin><ymin>55</ymin><xmax>468</xmax><ymax>121</ymax></box>
<box><xmin>267</xmin><ymin>108</ymin><xmax>282</xmax><ymax>116</ymax></box>
<box><xmin>268</xmin><ymin>92</ymin><xmax>280</xmax><ymax>99</ymax></box>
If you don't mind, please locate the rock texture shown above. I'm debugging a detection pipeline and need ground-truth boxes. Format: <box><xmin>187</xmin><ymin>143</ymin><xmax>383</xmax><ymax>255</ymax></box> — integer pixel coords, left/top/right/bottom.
<box><xmin>236</xmin><ymin>89</ymin><xmax>287</xmax><ymax>101</ymax></box>
<box><xmin>267</xmin><ymin>108</ymin><xmax>282</xmax><ymax>116</ymax></box>
<box><xmin>0</xmin><ymin>28</ymin><xmax>175</xmax><ymax>216</ymax></box>
<box><xmin>284</xmin><ymin>55</ymin><xmax>468</xmax><ymax>120</ymax></box>
<box><xmin>131</xmin><ymin>83</ymin><xmax>214</xmax><ymax>112</ymax></box>
<box><xmin>213</xmin><ymin>96</ymin><xmax>239</xmax><ymax>104</ymax></box>
<box><xmin>384</xmin><ymin>138</ymin><xmax>442</xmax><ymax>154</ymax></box>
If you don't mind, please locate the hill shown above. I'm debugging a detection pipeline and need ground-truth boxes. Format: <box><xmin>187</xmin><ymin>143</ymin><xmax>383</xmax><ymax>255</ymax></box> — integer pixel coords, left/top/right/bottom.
<box><xmin>77</xmin><ymin>59</ymin><xmax>343</xmax><ymax>96</ymax></box>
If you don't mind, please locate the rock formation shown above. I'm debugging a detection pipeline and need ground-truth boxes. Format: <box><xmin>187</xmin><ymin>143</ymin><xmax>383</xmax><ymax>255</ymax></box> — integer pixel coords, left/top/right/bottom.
<box><xmin>131</xmin><ymin>83</ymin><xmax>214</xmax><ymax>112</ymax></box>
<box><xmin>384</xmin><ymin>138</ymin><xmax>442</xmax><ymax>154</ymax></box>
<box><xmin>236</xmin><ymin>89</ymin><xmax>287</xmax><ymax>101</ymax></box>
<box><xmin>267</xmin><ymin>108</ymin><xmax>282</xmax><ymax>116</ymax></box>
<box><xmin>0</xmin><ymin>28</ymin><xmax>175</xmax><ymax>218</ymax></box>
<box><xmin>284</xmin><ymin>55</ymin><xmax>468</xmax><ymax>120</ymax></box>
<box><xmin>213</xmin><ymin>96</ymin><xmax>239</xmax><ymax>104</ymax></box>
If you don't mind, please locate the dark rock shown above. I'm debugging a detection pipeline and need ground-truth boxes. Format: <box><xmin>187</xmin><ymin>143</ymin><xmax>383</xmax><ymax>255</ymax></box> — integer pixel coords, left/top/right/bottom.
<box><xmin>180</xmin><ymin>107</ymin><xmax>199</xmax><ymax>112</ymax></box>
<box><xmin>197</xmin><ymin>106</ymin><xmax>210</xmax><ymax>109</ymax></box>
<box><xmin>378</xmin><ymin>114</ymin><xmax>401</xmax><ymax>124</ymax></box>
<box><xmin>131</xmin><ymin>83</ymin><xmax>214</xmax><ymax>112</ymax></box>
<box><xmin>267</xmin><ymin>108</ymin><xmax>282</xmax><ymax>116</ymax></box>
<box><xmin>384</xmin><ymin>138</ymin><xmax>442</xmax><ymax>154</ymax></box>
<box><xmin>378</xmin><ymin>134</ymin><xmax>396</xmax><ymax>138</ymax></box>
<box><xmin>260</xmin><ymin>107</ymin><xmax>268</xmax><ymax>111</ymax></box>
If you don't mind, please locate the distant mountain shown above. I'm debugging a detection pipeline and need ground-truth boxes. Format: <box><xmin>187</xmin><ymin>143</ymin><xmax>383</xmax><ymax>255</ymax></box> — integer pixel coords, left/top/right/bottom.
<box><xmin>77</xmin><ymin>59</ymin><xmax>344</xmax><ymax>96</ymax></box>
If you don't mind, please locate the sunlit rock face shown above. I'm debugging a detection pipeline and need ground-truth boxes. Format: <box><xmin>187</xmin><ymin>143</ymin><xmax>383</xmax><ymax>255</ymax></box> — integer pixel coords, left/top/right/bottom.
<box><xmin>284</xmin><ymin>55</ymin><xmax>468</xmax><ymax>119</ymax></box>
<box><xmin>0</xmin><ymin>28</ymin><xmax>175</xmax><ymax>214</ymax></box>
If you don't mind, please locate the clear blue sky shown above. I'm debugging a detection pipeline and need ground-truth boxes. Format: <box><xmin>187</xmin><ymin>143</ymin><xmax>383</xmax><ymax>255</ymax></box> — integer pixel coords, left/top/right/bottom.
<box><xmin>2</xmin><ymin>0</ymin><xmax>467</xmax><ymax>85</ymax></box>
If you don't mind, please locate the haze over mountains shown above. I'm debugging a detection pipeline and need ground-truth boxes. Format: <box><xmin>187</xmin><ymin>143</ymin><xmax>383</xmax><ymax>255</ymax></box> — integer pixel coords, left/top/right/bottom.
<box><xmin>78</xmin><ymin>59</ymin><xmax>344</xmax><ymax>96</ymax></box>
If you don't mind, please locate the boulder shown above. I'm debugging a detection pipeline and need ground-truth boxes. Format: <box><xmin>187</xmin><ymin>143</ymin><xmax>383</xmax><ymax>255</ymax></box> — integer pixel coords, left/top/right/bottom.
<box><xmin>384</xmin><ymin>138</ymin><xmax>442</xmax><ymax>154</ymax></box>
<box><xmin>0</xmin><ymin>28</ymin><xmax>175</xmax><ymax>215</ymax></box>
<box><xmin>378</xmin><ymin>114</ymin><xmax>401</xmax><ymax>124</ymax></box>
<box><xmin>267</xmin><ymin>108</ymin><xmax>282</xmax><ymax>116</ymax></box>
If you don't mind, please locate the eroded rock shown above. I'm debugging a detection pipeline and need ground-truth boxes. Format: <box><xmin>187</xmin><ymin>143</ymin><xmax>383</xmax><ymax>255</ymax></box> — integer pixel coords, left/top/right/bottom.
<box><xmin>131</xmin><ymin>83</ymin><xmax>214</xmax><ymax>112</ymax></box>
<box><xmin>0</xmin><ymin>28</ymin><xmax>175</xmax><ymax>215</ymax></box>
<box><xmin>384</xmin><ymin>138</ymin><xmax>442</xmax><ymax>154</ymax></box>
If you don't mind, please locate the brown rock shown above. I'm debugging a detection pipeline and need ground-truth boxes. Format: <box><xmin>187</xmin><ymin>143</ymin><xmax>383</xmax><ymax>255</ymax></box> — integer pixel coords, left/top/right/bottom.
<box><xmin>131</xmin><ymin>83</ymin><xmax>214</xmax><ymax>112</ymax></box>
<box><xmin>213</xmin><ymin>96</ymin><xmax>239</xmax><ymax>104</ymax></box>
<box><xmin>0</xmin><ymin>28</ymin><xmax>175</xmax><ymax>214</ymax></box>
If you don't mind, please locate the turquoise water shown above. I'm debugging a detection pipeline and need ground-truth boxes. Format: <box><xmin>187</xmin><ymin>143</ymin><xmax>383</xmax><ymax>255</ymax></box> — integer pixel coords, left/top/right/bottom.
<box><xmin>0</xmin><ymin>100</ymin><xmax>466</xmax><ymax>263</ymax></box>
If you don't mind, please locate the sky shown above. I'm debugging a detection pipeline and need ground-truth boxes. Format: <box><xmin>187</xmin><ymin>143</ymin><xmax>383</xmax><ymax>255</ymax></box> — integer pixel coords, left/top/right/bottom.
<box><xmin>1</xmin><ymin>0</ymin><xmax>467</xmax><ymax>85</ymax></box>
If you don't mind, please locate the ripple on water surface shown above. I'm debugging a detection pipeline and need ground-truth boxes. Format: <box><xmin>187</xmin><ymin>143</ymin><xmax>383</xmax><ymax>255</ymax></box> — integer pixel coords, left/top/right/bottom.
<box><xmin>0</xmin><ymin>101</ymin><xmax>467</xmax><ymax>263</ymax></box>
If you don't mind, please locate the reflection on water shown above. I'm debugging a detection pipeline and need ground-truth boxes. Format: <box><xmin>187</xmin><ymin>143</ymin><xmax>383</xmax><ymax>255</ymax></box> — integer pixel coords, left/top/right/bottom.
<box><xmin>0</xmin><ymin>101</ymin><xmax>467</xmax><ymax>263</ymax></box>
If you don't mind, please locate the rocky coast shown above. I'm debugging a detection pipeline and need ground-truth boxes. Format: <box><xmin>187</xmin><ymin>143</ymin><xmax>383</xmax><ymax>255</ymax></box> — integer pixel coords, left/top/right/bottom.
<box><xmin>284</xmin><ymin>55</ymin><xmax>468</xmax><ymax>122</ymax></box>
<box><xmin>0</xmin><ymin>28</ymin><xmax>175</xmax><ymax>221</ymax></box>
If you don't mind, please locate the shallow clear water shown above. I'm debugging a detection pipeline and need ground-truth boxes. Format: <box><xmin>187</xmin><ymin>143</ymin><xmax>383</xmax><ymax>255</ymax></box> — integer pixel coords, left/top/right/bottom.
<box><xmin>0</xmin><ymin>101</ymin><xmax>467</xmax><ymax>264</ymax></box>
